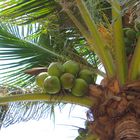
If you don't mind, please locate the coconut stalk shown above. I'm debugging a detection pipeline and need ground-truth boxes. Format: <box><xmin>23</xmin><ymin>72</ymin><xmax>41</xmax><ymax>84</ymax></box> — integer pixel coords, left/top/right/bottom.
<box><xmin>0</xmin><ymin>93</ymin><xmax>95</xmax><ymax>108</ymax></box>
<box><xmin>75</xmin><ymin>0</ymin><xmax>115</xmax><ymax>77</ymax></box>
<box><xmin>128</xmin><ymin>36</ymin><xmax>140</xmax><ymax>80</ymax></box>
<box><xmin>112</xmin><ymin>0</ymin><xmax>127</xmax><ymax>85</ymax></box>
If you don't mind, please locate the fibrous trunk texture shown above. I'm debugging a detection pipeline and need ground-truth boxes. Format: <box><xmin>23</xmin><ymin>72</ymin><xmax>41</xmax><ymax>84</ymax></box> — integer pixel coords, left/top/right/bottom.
<box><xmin>88</xmin><ymin>84</ymin><xmax>140</xmax><ymax>140</ymax></box>
<box><xmin>114</xmin><ymin>114</ymin><xmax>140</xmax><ymax>140</ymax></box>
<box><xmin>89</xmin><ymin>103</ymin><xmax>140</xmax><ymax>140</ymax></box>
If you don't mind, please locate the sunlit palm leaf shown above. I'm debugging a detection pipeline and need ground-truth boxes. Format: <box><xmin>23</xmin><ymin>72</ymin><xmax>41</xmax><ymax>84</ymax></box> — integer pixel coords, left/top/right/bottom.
<box><xmin>0</xmin><ymin>0</ymin><xmax>58</xmax><ymax>24</ymax></box>
<box><xmin>0</xmin><ymin>23</ymin><xmax>65</xmax><ymax>87</ymax></box>
<box><xmin>0</xmin><ymin>85</ymin><xmax>60</xmax><ymax>127</ymax></box>
<box><xmin>0</xmin><ymin>85</ymin><xmax>88</xmax><ymax>128</ymax></box>
<box><xmin>0</xmin><ymin>0</ymin><xmax>104</xmax><ymax>128</ymax></box>
<box><xmin>0</xmin><ymin>0</ymin><xmax>109</xmax><ymax>77</ymax></box>
<box><xmin>0</xmin><ymin>22</ymin><xmax>101</xmax><ymax>86</ymax></box>
<box><xmin>2</xmin><ymin>101</ymin><xmax>56</xmax><ymax>127</ymax></box>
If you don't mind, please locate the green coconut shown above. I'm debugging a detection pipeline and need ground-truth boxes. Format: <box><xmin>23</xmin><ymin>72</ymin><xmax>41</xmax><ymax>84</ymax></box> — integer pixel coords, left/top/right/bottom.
<box><xmin>44</xmin><ymin>76</ymin><xmax>61</xmax><ymax>94</ymax></box>
<box><xmin>60</xmin><ymin>73</ymin><xmax>75</xmax><ymax>90</ymax></box>
<box><xmin>79</xmin><ymin>69</ymin><xmax>93</xmax><ymax>84</ymax></box>
<box><xmin>125</xmin><ymin>29</ymin><xmax>136</xmax><ymax>40</ymax></box>
<box><xmin>71</xmin><ymin>78</ymin><xmax>88</xmax><ymax>97</ymax></box>
<box><xmin>48</xmin><ymin>62</ymin><xmax>64</xmax><ymax>77</ymax></box>
<box><xmin>63</xmin><ymin>60</ymin><xmax>80</xmax><ymax>76</ymax></box>
<box><xmin>35</xmin><ymin>72</ymin><xmax>49</xmax><ymax>88</ymax></box>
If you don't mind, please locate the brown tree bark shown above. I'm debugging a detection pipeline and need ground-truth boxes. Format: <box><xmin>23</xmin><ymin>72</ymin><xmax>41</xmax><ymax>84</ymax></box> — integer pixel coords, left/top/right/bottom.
<box><xmin>88</xmin><ymin>83</ymin><xmax>140</xmax><ymax>140</ymax></box>
<box><xmin>90</xmin><ymin>109</ymin><xmax>140</xmax><ymax>140</ymax></box>
<box><xmin>114</xmin><ymin>113</ymin><xmax>140</xmax><ymax>140</ymax></box>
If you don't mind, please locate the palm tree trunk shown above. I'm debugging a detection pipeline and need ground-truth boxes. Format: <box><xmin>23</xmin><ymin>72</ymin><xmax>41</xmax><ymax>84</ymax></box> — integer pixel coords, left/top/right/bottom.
<box><xmin>90</xmin><ymin>110</ymin><xmax>140</xmax><ymax>140</ymax></box>
<box><xmin>114</xmin><ymin>113</ymin><xmax>140</xmax><ymax>140</ymax></box>
<box><xmin>89</xmin><ymin>85</ymin><xmax>140</xmax><ymax>140</ymax></box>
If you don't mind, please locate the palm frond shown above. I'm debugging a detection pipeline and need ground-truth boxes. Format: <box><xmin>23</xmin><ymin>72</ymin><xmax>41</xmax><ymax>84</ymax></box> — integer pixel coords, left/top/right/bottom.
<box><xmin>0</xmin><ymin>85</ymin><xmax>93</xmax><ymax>127</ymax></box>
<box><xmin>112</xmin><ymin>0</ymin><xmax>127</xmax><ymax>85</ymax></box>
<box><xmin>0</xmin><ymin>22</ymin><xmax>102</xmax><ymax>86</ymax></box>
<box><xmin>128</xmin><ymin>37</ymin><xmax>140</xmax><ymax>80</ymax></box>
<box><xmin>0</xmin><ymin>85</ymin><xmax>59</xmax><ymax>127</ymax></box>
<box><xmin>85</xmin><ymin>0</ymin><xmax>112</xmax><ymax>23</ymax></box>
<box><xmin>0</xmin><ymin>105</ymin><xmax>8</xmax><ymax>129</ymax></box>
<box><xmin>0</xmin><ymin>23</ymin><xmax>63</xmax><ymax>86</ymax></box>
<box><xmin>122</xmin><ymin>0</ymin><xmax>140</xmax><ymax>10</ymax></box>
<box><xmin>2</xmin><ymin>101</ymin><xmax>56</xmax><ymax>127</ymax></box>
<box><xmin>0</xmin><ymin>0</ymin><xmax>103</xmax><ymax>78</ymax></box>
<box><xmin>0</xmin><ymin>0</ymin><xmax>58</xmax><ymax>24</ymax></box>
<box><xmin>0</xmin><ymin>0</ymin><xmax>103</xmax><ymax>128</ymax></box>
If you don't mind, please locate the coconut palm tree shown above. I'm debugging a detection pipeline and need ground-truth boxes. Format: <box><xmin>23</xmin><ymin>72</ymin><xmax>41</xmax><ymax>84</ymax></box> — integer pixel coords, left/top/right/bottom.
<box><xmin>0</xmin><ymin>0</ymin><xmax>140</xmax><ymax>139</ymax></box>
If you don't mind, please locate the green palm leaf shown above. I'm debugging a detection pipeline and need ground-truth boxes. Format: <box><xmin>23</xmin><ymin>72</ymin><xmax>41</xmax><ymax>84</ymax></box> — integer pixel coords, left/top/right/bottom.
<box><xmin>0</xmin><ymin>85</ymin><xmax>93</xmax><ymax>128</ymax></box>
<box><xmin>0</xmin><ymin>21</ymin><xmax>100</xmax><ymax>127</ymax></box>
<box><xmin>0</xmin><ymin>1</ymin><xmax>140</xmax><ymax>139</ymax></box>
<box><xmin>0</xmin><ymin>23</ymin><xmax>64</xmax><ymax>86</ymax></box>
<box><xmin>0</xmin><ymin>0</ymin><xmax>105</xmax><ymax>129</ymax></box>
<box><xmin>0</xmin><ymin>0</ymin><xmax>58</xmax><ymax>24</ymax></box>
<box><xmin>0</xmin><ymin>22</ymin><xmax>101</xmax><ymax>87</ymax></box>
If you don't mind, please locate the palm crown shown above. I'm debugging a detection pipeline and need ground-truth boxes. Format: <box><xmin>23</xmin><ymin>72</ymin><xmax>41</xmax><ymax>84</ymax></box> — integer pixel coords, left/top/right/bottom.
<box><xmin>0</xmin><ymin>0</ymin><xmax>140</xmax><ymax>140</ymax></box>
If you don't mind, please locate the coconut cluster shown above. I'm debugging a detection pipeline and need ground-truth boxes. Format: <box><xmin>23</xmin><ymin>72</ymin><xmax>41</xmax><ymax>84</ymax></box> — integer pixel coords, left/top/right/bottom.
<box><xmin>123</xmin><ymin>22</ymin><xmax>140</xmax><ymax>56</ymax></box>
<box><xmin>35</xmin><ymin>60</ymin><xmax>95</xmax><ymax>97</ymax></box>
